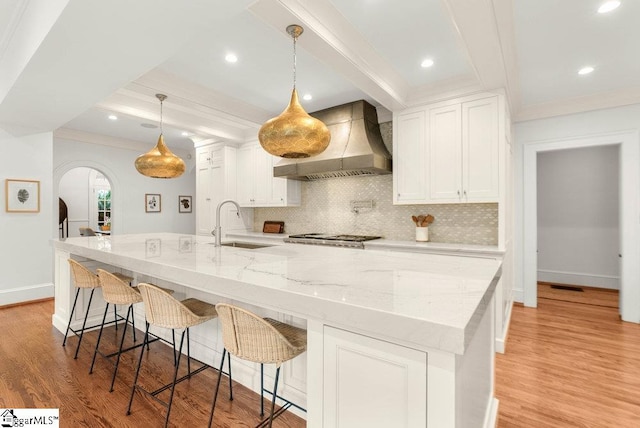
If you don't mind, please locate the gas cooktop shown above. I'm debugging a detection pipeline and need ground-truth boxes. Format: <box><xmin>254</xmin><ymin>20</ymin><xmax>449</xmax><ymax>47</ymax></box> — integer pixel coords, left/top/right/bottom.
<box><xmin>284</xmin><ymin>233</ymin><xmax>381</xmax><ymax>249</ymax></box>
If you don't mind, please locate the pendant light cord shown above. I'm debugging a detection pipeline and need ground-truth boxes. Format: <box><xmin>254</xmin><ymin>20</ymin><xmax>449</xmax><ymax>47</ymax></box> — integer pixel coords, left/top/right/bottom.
<box><xmin>160</xmin><ymin>98</ymin><xmax>164</xmax><ymax>135</ymax></box>
<box><xmin>292</xmin><ymin>33</ymin><xmax>297</xmax><ymax>90</ymax></box>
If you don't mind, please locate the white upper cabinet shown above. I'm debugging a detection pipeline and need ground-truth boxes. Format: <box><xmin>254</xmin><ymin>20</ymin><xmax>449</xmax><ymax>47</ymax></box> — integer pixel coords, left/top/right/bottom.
<box><xmin>394</xmin><ymin>94</ymin><xmax>501</xmax><ymax>204</ymax></box>
<box><xmin>237</xmin><ymin>142</ymin><xmax>301</xmax><ymax>207</ymax></box>
<box><xmin>195</xmin><ymin>144</ymin><xmax>250</xmax><ymax>236</ymax></box>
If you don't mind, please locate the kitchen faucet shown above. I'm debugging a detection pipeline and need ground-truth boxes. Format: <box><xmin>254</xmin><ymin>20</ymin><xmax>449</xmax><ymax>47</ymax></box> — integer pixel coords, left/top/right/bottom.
<box><xmin>213</xmin><ymin>199</ymin><xmax>241</xmax><ymax>246</ymax></box>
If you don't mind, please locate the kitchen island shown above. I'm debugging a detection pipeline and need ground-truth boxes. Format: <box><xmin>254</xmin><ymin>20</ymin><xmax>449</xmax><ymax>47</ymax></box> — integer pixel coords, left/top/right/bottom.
<box><xmin>52</xmin><ymin>233</ymin><xmax>501</xmax><ymax>427</ymax></box>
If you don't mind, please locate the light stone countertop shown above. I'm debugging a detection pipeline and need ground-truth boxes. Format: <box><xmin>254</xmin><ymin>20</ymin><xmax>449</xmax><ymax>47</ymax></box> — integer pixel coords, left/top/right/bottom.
<box><xmin>53</xmin><ymin>232</ymin><xmax>501</xmax><ymax>355</ymax></box>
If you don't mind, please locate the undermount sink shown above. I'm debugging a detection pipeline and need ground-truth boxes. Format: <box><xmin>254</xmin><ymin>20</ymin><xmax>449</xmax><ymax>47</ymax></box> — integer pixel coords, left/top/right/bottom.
<box><xmin>219</xmin><ymin>241</ymin><xmax>273</xmax><ymax>249</ymax></box>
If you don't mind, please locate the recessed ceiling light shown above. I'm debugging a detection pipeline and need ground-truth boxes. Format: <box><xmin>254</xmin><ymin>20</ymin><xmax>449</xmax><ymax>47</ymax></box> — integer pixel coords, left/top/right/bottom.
<box><xmin>598</xmin><ymin>1</ymin><xmax>620</xmax><ymax>13</ymax></box>
<box><xmin>225</xmin><ymin>53</ymin><xmax>238</xmax><ymax>63</ymax></box>
<box><xmin>181</xmin><ymin>131</ymin><xmax>190</xmax><ymax>137</ymax></box>
<box><xmin>302</xmin><ymin>94</ymin><xmax>312</xmax><ymax>101</ymax></box>
<box><xmin>108</xmin><ymin>114</ymin><xmax>117</xmax><ymax>120</ymax></box>
<box><xmin>140</xmin><ymin>123</ymin><xmax>158</xmax><ymax>129</ymax></box>
<box><xmin>578</xmin><ymin>66</ymin><xmax>595</xmax><ymax>75</ymax></box>
<box><xmin>421</xmin><ymin>58</ymin><xmax>434</xmax><ymax>68</ymax></box>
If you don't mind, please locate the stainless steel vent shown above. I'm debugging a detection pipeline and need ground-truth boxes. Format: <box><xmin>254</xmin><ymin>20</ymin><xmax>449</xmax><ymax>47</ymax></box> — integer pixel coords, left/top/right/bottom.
<box><xmin>273</xmin><ymin>100</ymin><xmax>392</xmax><ymax>181</ymax></box>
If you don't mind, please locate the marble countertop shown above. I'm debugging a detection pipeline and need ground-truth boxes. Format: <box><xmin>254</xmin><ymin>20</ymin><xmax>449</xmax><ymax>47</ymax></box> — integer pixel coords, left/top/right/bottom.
<box><xmin>226</xmin><ymin>231</ymin><xmax>503</xmax><ymax>257</ymax></box>
<box><xmin>53</xmin><ymin>233</ymin><xmax>501</xmax><ymax>354</ymax></box>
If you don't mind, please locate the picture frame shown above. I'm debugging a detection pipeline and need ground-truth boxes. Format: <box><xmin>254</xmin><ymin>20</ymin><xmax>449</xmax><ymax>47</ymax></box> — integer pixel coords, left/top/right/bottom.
<box><xmin>178</xmin><ymin>195</ymin><xmax>192</xmax><ymax>213</ymax></box>
<box><xmin>5</xmin><ymin>179</ymin><xmax>40</xmax><ymax>213</ymax></box>
<box><xmin>145</xmin><ymin>194</ymin><xmax>161</xmax><ymax>213</ymax></box>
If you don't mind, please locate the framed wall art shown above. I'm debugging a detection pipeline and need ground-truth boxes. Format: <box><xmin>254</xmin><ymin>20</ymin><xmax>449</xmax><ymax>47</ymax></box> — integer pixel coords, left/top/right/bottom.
<box><xmin>145</xmin><ymin>194</ymin><xmax>161</xmax><ymax>213</ymax></box>
<box><xmin>6</xmin><ymin>179</ymin><xmax>40</xmax><ymax>213</ymax></box>
<box><xmin>178</xmin><ymin>195</ymin><xmax>192</xmax><ymax>213</ymax></box>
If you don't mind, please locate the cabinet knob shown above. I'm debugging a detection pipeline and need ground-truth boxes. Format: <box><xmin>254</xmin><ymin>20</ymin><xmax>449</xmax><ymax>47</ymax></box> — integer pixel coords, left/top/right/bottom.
<box><xmin>457</xmin><ymin>190</ymin><xmax>460</xmax><ymax>196</ymax></box>
<box><xmin>463</xmin><ymin>190</ymin><xmax>467</xmax><ymax>197</ymax></box>
<box><xmin>206</xmin><ymin>198</ymin><xmax>211</xmax><ymax>201</ymax></box>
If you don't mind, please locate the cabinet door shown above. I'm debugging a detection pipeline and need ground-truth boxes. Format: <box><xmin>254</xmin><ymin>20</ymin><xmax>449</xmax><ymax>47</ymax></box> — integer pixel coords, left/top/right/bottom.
<box><xmin>254</xmin><ymin>147</ymin><xmax>273</xmax><ymax>205</ymax></box>
<box><xmin>393</xmin><ymin>111</ymin><xmax>428</xmax><ymax>204</ymax></box>
<box><xmin>196</xmin><ymin>162</ymin><xmax>213</xmax><ymax>235</ymax></box>
<box><xmin>323</xmin><ymin>326</ymin><xmax>427</xmax><ymax>427</ymax></box>
<box><xmin>429</xmin><ymin>104</ymin><xmax>462</xmax><ymax>202</ymax></box>
<box><xmin>236</xmin><ymin>145</ymin><xmax>255</xmax><ymax>206</ymax></box>
<box><xmin>462</xmin><ymin>96</ymin><xmax>499</xmax><ymax>202</ymax></box>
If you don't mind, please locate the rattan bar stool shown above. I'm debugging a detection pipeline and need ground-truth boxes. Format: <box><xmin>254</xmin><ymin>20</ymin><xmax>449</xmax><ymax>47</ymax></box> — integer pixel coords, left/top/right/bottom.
<box><xmin>63</xmin><ymin>259</ymin><xmax>132</xmax><ymax>359</ymax></box>
<box><xmin>127</xmin><ymin>283</ymin><xmax>233</xmax><ymax>428</ymax></box>
<box><xmin>89</xmin><ymin>270</ymin><xmax>172</xmax><ymax>391</ymax></box>
<box><xmin>208</xmin><ymin>303</ymin><xmax>307</xmax><ymax>428</ymax></box>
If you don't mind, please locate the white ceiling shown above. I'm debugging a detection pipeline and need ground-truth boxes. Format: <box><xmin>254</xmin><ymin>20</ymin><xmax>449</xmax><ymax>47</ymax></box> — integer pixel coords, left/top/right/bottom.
<box><xmin>1</xmin><ymin>0</ymin><xmax>639</xmax><ymax>150</ymax></box>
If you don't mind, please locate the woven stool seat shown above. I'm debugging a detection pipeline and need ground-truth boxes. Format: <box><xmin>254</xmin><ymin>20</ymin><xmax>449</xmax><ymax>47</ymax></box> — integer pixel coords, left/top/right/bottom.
<box><xmin>63</xmin><ymin>259</ymin><xmax>132</xmax><ymax>359</ymax></box>
<box><xmin>209</xmin><ymin>304</ymin><xmax>307</xmax><ymax>428</ymax></box>
<box><xmin>127</xmin><ymin>283</ymin><xmax>231</xmax><ymax>428</ymax></box>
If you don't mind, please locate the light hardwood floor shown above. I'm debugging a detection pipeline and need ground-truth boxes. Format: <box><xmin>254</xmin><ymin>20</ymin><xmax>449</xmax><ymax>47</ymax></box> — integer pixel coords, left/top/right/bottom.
<box><xmin>2</xmin><ymin>294</ymin><xmax>639</xmax><ymax>427</ymax></box>
<box><xmin>496</xmin><ymin>287</ymin><xmax>640</xmax><ymax>427</ymax></box>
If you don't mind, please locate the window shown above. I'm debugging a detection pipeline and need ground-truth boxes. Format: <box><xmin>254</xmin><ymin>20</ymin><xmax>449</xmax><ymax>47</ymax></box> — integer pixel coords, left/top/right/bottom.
<box><xmin>97</xmin><ymin>189</ymin><xmax>111</xmax><ymax>228</ymax></box>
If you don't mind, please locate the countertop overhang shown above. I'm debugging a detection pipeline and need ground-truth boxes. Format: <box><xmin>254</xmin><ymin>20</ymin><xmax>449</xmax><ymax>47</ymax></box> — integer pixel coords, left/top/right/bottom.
<box><xmin>53</xmin><ymin>233</ymin><xmax>501</xmax><ymax>354</ymax></box>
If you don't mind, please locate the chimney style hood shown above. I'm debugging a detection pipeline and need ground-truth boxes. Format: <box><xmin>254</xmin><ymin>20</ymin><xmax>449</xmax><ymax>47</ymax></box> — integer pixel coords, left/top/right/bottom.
<box><xmin>273</xmin><ymin>100</ymin><xmax>392</xmax><ymax>180</ymax></box>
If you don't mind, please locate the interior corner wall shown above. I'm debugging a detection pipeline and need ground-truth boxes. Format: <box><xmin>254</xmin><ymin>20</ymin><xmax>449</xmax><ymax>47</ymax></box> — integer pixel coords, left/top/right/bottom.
<box><xmin>537</xmin><ymin>145</ymin><xmax>620</xmax><ymax>289</ymax></box>
<box><xmin>0</xmin><ymin>129</ymin><xmax>54</xmax><ymax>305</ymax></box>
<box><xmin>54</xmin><ymin>137</ymin><xmax>196</xmax><ymax>236</ymax></box>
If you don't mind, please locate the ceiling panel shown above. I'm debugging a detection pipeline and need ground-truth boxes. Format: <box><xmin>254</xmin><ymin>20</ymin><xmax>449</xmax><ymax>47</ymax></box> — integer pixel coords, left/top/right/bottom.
<box><xmin>515</xmin><ymin>0</ymin><xmax>640</xmax><ymax>106</ymax></box>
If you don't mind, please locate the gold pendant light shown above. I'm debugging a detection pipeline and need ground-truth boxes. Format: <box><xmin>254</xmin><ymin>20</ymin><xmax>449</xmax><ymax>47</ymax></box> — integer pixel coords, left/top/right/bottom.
<box><xmin>135</xmin><ymin>94</ymin><xmax>186</xmax><ymax>179</ymax></box>
<box><xmin>258</xmin><ymin>25</ymin><xmax>330</xmax><ymax>159</ymax></box>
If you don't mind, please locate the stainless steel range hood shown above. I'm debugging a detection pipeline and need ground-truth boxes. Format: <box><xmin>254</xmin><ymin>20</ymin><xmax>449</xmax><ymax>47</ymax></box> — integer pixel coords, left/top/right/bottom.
<box><xmin>273</xmin><ymin>100</ymin><xmax>392</xmax><ymax>180</ymax></box>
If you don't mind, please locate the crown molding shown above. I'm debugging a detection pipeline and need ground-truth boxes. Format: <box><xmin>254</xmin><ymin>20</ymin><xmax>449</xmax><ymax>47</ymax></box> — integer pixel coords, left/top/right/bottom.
<box><xmin>54</xmin><ymin>127</ymin><xmax>192</xmax><ymax>158</ymax></box>
<box><xmin>515</xmin><ymin>86</ymin><xmax>640</xmax><ymax>122</ymax></box>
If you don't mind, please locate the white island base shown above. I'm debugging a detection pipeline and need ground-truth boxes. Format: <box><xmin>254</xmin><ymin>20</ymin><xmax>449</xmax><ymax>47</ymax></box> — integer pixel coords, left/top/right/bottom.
<box><xmin>52</xmin><ymin>233</ymin><xmax>500</xmax><ymax>427</ymax></box>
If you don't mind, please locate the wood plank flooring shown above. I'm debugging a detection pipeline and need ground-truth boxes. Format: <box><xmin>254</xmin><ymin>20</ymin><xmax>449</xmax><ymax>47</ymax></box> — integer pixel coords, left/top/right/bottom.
<box><xmin>537</xmin><ymin>281</ymin><xmax>619</xmax><ymax>308</ymax></box>
<box><xmin>2</xmin><ymin>294</ymin><xmax>639</xmax><ymax>427</ymax></box>
<box><xmin>496</xmin><ymin>291</ymin><xmax>640</xmax><ymax>427</ymax></box>
<box><xmin>0</xmin><ymin>300</ymin><xmax>306</xmax><ymax>427</ymax></box>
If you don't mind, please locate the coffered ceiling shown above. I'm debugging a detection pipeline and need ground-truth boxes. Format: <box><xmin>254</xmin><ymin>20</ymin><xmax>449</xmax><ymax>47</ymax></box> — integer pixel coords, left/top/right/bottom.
<box><xmin>1</xmin><ymin>0</ymin><xmax>639</xmax><ymax>149</ymax></box>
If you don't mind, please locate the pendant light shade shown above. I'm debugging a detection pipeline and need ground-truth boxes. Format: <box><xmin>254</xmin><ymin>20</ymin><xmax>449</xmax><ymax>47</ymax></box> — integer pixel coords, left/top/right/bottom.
<box><xmin>258</xmin><ymin>25</ymin><xmax>330</xmax><ymax>159</ymax></box>
<box><xmin>135</xmin><ymin>94</ymin><xmax>186</xmax><ymax>179</ymax></box>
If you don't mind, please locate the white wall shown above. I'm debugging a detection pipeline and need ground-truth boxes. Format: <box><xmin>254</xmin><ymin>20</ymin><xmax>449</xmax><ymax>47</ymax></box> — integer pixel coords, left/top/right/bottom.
<box><xmin>515</xmin><ymin>102</ymin><xmax>640</xmax><ymax>304</ymax></box>
<box><xmin>58</xmin><ymin>167</ymin><xmax>91</xmax><ymax>237</ymax></box>
<box><xmin>537</xmin><ymin>145</ymin><xmax>619</xmax><ymax>289</ymax></box>
<box><xmin>54</xmin><ymin>135</ymin><xmax>196</xmax><ymax>236</ymax></box>
<box><xmin>0</xmin><ymin>129</ymin><xmax>54</xmax><ymax>305</ymax></box>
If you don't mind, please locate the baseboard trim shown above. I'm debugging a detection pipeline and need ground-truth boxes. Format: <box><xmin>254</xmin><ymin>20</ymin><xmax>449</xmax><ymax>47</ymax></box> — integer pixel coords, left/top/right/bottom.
<box><xmin>0</xmin><ymin>283</ymin><xmax>54</xmax><ymax>307</ymax></box>
<box><xmin>537</xmin><ymin>270</ymin><xmax>619</xmax><ymax>290</ymax></box>
<box><xmin>495</xmin><ymin>300</ymin><xmax>514</xmax><ymax>354</ymax></box>
<box><xmin>483</xmin><ymin>397</ymin><xmax>499</xmax><ymax>428</ymax></box>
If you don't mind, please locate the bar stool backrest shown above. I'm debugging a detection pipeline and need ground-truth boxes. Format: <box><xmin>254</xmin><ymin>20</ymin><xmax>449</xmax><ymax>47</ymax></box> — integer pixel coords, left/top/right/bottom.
<box><xmin>138</xmin><ymin>283</ymin><xmax>204</xmax><ymax>329</ymax></box>
<box><xmin>68</xmin><ymin>259</ymin><xmax>100</xmax><ymax>289</ymax></box>
<box><xmin>97</xmin><ymin>269</ymin><xmax>142</xmax><ymax>305</ymax></box>
<box><xmin>215</xmin><ymin>303</ymin><xmax>302</xmax><ymax>367</ymax></box>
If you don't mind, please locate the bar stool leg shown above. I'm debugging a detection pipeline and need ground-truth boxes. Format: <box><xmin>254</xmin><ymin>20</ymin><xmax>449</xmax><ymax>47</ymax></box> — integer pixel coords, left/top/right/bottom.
<box><xmin>74</xmin><ymin>288</ymin><xmax>96</xmax><ymax>359</ymax></box>
<box><xmin>186</xmin><ymin>328</ymin><xmax>191</xmax><ymax>376</ymax></box>
<box><xmin>207</xmin><ymin>348</ymin><xmax>228</xmax><ymax>428</ymax></box>
<box><xmin>227</xmin><ymin>352</ymin><xmax>233</xmax><ymax>401</ymax></box>
<box><xmin>63</xmin><ymin>288</ymin><xmax>81</xmax><ymax>347</ymax></box>
<box><xmin>109</xmin><ymin>304</ymin><xmax>133</xmax><ymax>392</ymax></box>
<box><xmin>260</xmin><ymin>363</ymin><xmax>265</xmax><ymax>416</ymax></box>
<box><xmin>127</xmin><ymin>321</ymin><xmax>150</xmax><ymax>416</ymax></box>
<box><xmin>164</xmin><ymin>329</ymin><xmax>186</xmax><ymax>428</ymax></box>
<box><xmin>267</xmin><ymin>367</ymin><xmax>281</xmax><ymax>428</ymax></box>
<box><xmin>89</xmin><ymin>303</ymin><xmax>111</xmax><ymax>374</ymax></box>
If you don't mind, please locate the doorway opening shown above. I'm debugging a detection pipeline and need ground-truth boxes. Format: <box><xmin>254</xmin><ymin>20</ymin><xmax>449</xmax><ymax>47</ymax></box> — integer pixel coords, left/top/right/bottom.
<box><xmin>523</xmin><ymin>131</ymin><xmax>640</xmax><ymax>323</ymax></box>
<box><xmin>58</xmin><ymin>167</ymin><xmax>113</xmax><ymax>237</ymax></box>
<box><xmin>536</xmin><ymin>145</ymin><xmax>620</xmax><ymax>308</ymax></box>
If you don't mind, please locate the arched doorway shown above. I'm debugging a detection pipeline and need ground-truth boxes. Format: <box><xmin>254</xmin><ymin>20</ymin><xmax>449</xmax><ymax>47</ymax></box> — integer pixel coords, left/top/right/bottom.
<box><xmin>54</xmin><ymin>161</ymin><xmax>120</xmax><ymax>238</ymax></box>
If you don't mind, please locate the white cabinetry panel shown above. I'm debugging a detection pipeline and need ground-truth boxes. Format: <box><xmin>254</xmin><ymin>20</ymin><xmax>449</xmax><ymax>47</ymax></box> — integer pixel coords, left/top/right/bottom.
<box><xmin>323</xmin><ymin>326</ymin><xmax>427</xmax><ymax>427</ymax></box>
<box><xmin>429</xmin><ymin>104</ymin><xmax>462</xmax><ymax>201</ymax></box>
<box><xmin>393</xmin><ymin>111</ymin><xmax>428</xmax><ymax>204</ymax></box>
<box><xmin>463</xmin><ymin>97</ymin><xmax>499</xmax><ymax>201</ymax></box>
<box><xmin>237</xmin><ymin>142</ymin><xmax>300</xmax><ymax>207</ymax></box>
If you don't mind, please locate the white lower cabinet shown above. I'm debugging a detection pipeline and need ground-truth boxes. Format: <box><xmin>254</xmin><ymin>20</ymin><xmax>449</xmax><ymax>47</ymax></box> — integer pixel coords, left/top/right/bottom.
<box><xmin>322</xmin><ymin>326</ymin><xmax>427</xmax><ymax>427</ymax></box>
<box><xmin>237</xmin><ymin>142</ymin><xmax>301</xmax><ymax>207</ymax></box>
